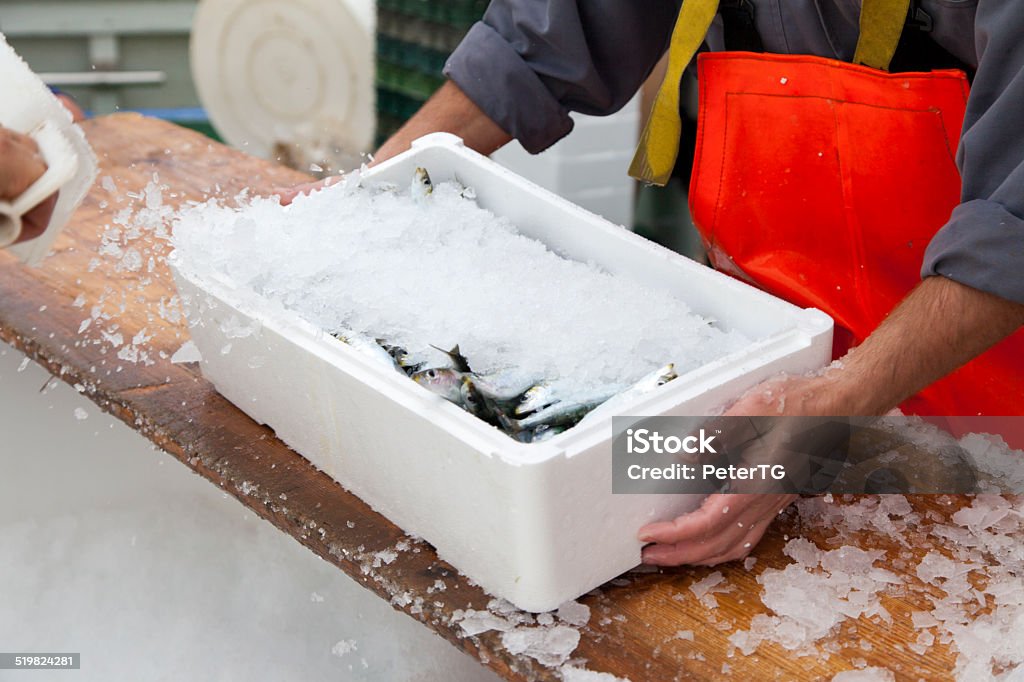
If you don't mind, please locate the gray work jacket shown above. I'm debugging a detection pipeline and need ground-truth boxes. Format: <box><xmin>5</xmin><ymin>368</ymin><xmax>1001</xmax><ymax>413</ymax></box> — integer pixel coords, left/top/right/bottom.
<box><xmin>444</xmin><ymin>1</ymin><xmax>1023</xmax><ymax>305</ymax></box>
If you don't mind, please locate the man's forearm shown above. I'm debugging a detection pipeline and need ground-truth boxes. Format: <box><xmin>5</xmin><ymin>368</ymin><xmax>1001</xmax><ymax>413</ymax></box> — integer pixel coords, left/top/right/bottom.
<box><xmin>828</xmin><ymin>276</ymin><xmax>1024</xmax><ymax>415</ymax></box>
<box><xmin>374</xmin><ymin>81</ymin><xmax>513</xmax><ymax>165</ymax></box>
<box><xmin>648</xmin><ymin>275</ymin><xmax>1024</xmax><ymax>569</ymax></box>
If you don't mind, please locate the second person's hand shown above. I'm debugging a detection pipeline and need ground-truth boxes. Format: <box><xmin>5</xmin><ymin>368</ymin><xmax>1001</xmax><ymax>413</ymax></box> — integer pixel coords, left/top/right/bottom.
<box><xmin>0</xmin><ymin>126</ymin><xmax>58</xmax><ymax>243</ymax></box>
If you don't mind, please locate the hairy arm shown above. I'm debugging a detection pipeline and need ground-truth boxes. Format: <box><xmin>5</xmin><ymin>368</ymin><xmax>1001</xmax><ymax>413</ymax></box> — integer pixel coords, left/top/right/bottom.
<box><xmin>825</xmin><ymin>275</ymin><xmax>1024</xmax><ymax>415</ymax></box>
<box><xmin>278</xmin><ymin>82</ymin><xmax>510</xmax><ymax>203</ymax></box>
<box><xmin>373</xmin><ymin>81</ymin><xmax>512</xmax><ymax>164</ymax></box>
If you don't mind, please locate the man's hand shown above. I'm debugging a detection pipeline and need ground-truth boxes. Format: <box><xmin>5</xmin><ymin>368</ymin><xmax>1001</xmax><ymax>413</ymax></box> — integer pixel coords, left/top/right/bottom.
<box><xmin>0</xmin><ymin>126</ymin><xmax>57</xmax><ymax>243</ymax></box>
<box><xmin>640</xmin><ymin>492</ymin><xmax>796</xmax><ymax>566</ymax></box>
<box><xmin>639</xmin><ymin>276</ymin><xmax>1024</xmax><ymax>567</ymax></box>
<box><xmin>638</xmin><ymin>373</ymin><xmax>841</xmax><ymax>566</ymax></box>
<box><xmin>277</xmin><ymin>81</ymin><xmax>511</xmax><ymax>205</ymax></box>
<box><xmin>1</xmin><ymin>127</ymin><xmax>47</xmax><ymax>199</ymax></box>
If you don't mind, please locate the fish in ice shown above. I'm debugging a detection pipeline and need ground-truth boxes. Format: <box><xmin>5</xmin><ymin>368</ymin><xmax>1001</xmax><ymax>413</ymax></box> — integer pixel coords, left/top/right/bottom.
<box><xmin>411</xmin><ymin>167</ymin><xmax>433</xmax><ymax>200</ymax></box>
<box><xmin>576</xmin><ymin>363</ymin><xmax>679</xmax><ymax>427</ymax></box>
<box><xmin>411</xmin><ymin>366</ymin><xmax>465</xmax><ymax>404</ymax></box>
<box><xmin>429</xmin><ymin>343</ymin><xmax>473</xmax><ymax>373</ymax></box>
<box><xmin>332</xmin><ymin>330</ymin><xmax>404</xmax><ymax>374</ymax></box>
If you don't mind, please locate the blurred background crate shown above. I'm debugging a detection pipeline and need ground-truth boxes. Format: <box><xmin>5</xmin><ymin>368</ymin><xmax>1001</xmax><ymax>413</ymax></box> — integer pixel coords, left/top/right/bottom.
<box><xmin>374</xmin><ymin>0</ymin><xmax>485</xmax><ymax>145</ymax></box>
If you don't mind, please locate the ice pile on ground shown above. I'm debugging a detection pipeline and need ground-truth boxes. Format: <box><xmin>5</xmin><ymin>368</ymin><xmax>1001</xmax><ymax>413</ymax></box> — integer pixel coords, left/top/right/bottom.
<box><xmin>170</xmin><ymin>175</ymin><xmax>753</xmax><ymax>393</ymax></box>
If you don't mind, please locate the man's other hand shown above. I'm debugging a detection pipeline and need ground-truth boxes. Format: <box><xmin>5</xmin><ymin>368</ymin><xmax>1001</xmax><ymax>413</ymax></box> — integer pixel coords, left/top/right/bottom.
<box><xmin>637</xmin><ymin>372</ymin><xmax>848</xmax><ymax>566</ymax></box>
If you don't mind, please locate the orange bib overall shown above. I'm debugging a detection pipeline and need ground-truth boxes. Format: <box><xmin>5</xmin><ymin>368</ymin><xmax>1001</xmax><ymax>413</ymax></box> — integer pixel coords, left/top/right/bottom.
<box><xmin>632</xmin><ymin>0</ymin><xmax>1024</xmax><ymax>436</ymax></box>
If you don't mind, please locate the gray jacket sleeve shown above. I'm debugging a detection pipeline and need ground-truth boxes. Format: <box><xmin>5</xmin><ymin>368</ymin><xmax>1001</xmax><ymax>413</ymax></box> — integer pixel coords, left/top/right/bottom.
<box><xmin>444</xmin><ymin>1</ymin><xmax>682</xmax><ymax>153</ymax></box>
<box><xmin>922</xmin><ymin>2</ymin><xmax>1024</xmax><ymax>305</ymax></box>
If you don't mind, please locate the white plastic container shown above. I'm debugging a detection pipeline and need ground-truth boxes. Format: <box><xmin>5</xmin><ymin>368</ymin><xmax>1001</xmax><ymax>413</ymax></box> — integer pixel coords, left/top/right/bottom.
<box><xmin>170</xmin><ymin>133</ymin><xmax>832</xmax><ymax>612</ymax></box>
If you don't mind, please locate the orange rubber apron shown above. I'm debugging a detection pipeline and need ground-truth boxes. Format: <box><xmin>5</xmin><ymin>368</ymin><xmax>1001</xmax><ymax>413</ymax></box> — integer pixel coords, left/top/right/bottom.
<box><xmin>631</xmin><ymin>0</ymin><xmax>1024</xmax><ymax>443</ymax></box>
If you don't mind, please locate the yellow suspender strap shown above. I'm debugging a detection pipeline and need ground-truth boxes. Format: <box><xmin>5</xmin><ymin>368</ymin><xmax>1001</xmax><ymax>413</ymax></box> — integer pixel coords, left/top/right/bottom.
<box><xmin>628</xmin><ymin>0</ymin><xmax>720</xmax><ymax>186</ymax></box>
<box><xmin>853</xmin><ymin>0</ymin><xmax>912</xmax><ymax>70</ymax></box>
<box><xmin>629</xmin><ymin>0</ymin><xmax>911</xmax><ymax>186</ymax></box>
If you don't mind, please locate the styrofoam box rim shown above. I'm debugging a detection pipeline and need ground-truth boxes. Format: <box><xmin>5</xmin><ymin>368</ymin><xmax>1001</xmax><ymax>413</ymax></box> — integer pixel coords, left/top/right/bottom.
<box><xmin>170</xmin><ymin>132</ymin><xmax>832</xmax><ymax>467</ymax></box>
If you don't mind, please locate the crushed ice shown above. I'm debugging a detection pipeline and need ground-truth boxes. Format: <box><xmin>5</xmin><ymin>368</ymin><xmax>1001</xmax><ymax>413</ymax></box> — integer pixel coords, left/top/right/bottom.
<box><xmin>723</xmin><ymin>490</ymin><xmax>1024</xmax><ymax>680</ymax></box>
<box><xmin>74</xmin><ymin>174</ymin><xmax>182</xmax><ymax>371</ymax></box>
<box><xmin>169</xmin><ymin>174</ymin><xmax>753</xmax><ymax>397</ymax></box>
<box><xmin>454</xmin><ymin>597</ymin><xmax>590</xmax><ymax>668</ymax></box>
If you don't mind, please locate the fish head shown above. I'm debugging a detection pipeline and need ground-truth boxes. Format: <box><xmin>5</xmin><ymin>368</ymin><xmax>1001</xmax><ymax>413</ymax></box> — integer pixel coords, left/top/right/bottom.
<box><xmin>657</xmin><ymin>363</ymin><xmax>678</xmax><ymax>385</ymax></box>
<box><xmin>412</xmin><ymin>167</ymin><xmax>433</xmax><ymax>199</ymax></box>
<box><xmin>412</xmin><ymin>367</ymin><xmax>463</xmax><ymax>402</ymax></box>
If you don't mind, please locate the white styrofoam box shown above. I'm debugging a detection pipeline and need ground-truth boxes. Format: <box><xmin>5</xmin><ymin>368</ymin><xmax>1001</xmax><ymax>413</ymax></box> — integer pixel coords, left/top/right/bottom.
<box><xmin>491</xmin><ymin>96</ymin><xmax>640</xmax><ymax>228</ymax></box>
<box><xmin>563</xmin><ymin>187</ymin><xmax>635</xmax><ymax>229</ymax></box>
<box><xmin>170</xmin><ymin>133</ymin><xmax>833</xmax><ymax>612</ymax></box>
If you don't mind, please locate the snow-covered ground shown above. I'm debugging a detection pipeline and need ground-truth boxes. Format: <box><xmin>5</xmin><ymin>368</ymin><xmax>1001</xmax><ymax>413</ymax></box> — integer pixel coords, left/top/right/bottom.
<box><xmin>0</xmin><ymin>343</ymin><xmax>499</xmax><ymax>682</ymax></box>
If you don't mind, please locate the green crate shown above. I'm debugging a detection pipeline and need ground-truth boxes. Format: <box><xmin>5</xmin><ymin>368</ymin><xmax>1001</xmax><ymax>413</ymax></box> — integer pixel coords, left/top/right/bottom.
<box><xmin>377</xmin><ymin>11</ymin><xmax>469</xmax><ymax>53</ymax></box>
<box><xmin>376</xmin><ymin>87</ymin><xmax>430</xmax><ymax>121</ymax></box>
<box><xmin>378</xmin><ymin>0</ymin><xmax>486</xmax><ymax>28</ymax></box>
<box><xmin>375</xmin><ymin>111</ymin><xmax>408</xmax><ymax>147</ymax></box>
<box><xmin>374</xmin><ymin>1</ymin><xmax>488</xmax><ymax>145</ymax></box>
<box><xmin>377</xmin><ymin>35</ymin><xmax>449</xmax><ymax>76</ymax></box>
<box><xmin>376</xmin><ymin>61</ymin><xmax>445</xmax><ymax>100</ymax></box>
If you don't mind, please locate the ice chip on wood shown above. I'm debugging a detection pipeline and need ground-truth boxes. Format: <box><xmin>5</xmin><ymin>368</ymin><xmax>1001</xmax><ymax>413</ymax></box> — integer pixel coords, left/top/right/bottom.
<box><xmin>500</xmin><ymin>625</ymin><xmax>581</xmax><ymax>667</ymax></box>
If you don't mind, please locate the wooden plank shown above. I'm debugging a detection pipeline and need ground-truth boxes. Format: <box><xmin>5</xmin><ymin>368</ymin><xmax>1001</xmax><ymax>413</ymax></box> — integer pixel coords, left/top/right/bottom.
<box><xmin>0</xmin><ymin>113</ymin><xmax>966</xmax><ymax>681</ymax></box>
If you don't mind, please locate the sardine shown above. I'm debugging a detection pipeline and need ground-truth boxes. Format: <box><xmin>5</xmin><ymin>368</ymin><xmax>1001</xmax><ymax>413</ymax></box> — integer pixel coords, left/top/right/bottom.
<box><xmin>332</xmin><ymin>330</ymin><xmax>403</xmax><ymax>374</ymax></box>
<box><xmin>460</xmin><ymin>376</ymin><xmax>502</xmax><ymax>424</ymax></box>
<box><xmin>530</xmin><ymin>424</ymin><xmax>565</xmax><ymax>443</ymax></box>
<box><xmin>376</xmin><ymin>339</ymin><xmax>425</xmax><ymax>375</ymax></box>
<box><xmin>516</xmin><ymin>381</ymin><xmax>622</xmax><ymax>417</ymax></box>
<box><xmin>515</xmin><ymin>382</ymin><xmax>557</xmax><ymax>416</ymax></box>
<box><xmin>411</xmin><ymin>367</ymin><xmax>465</xmax><ymax>404</ymax></box>
<box><xmin>508</xmin><ymin>396</ymin><xmax>611</xmax><ymax>432</ymax></box>
<box><xmin>509</xmin><ymin>425</ymin><xmax>565</xmax><ymax>443</ymax></box>
<box><xmin>430</xmin><ymin>343</ymin><xmax>472</xmax><ymax>373</ymax></box>
<box><xmin>577</xmin><ymin>363</ymin><xmax>679</xmax><ymax>427</ymax></box>
<box><xmin>412</xmin><ymin>167</ymin><xmax>433</xmax><ymax>199</ymax></box>
<box><xmin>471</xmin><ymin>371</ymin><xmax>537</xmax><ymax>404</ymax></box>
